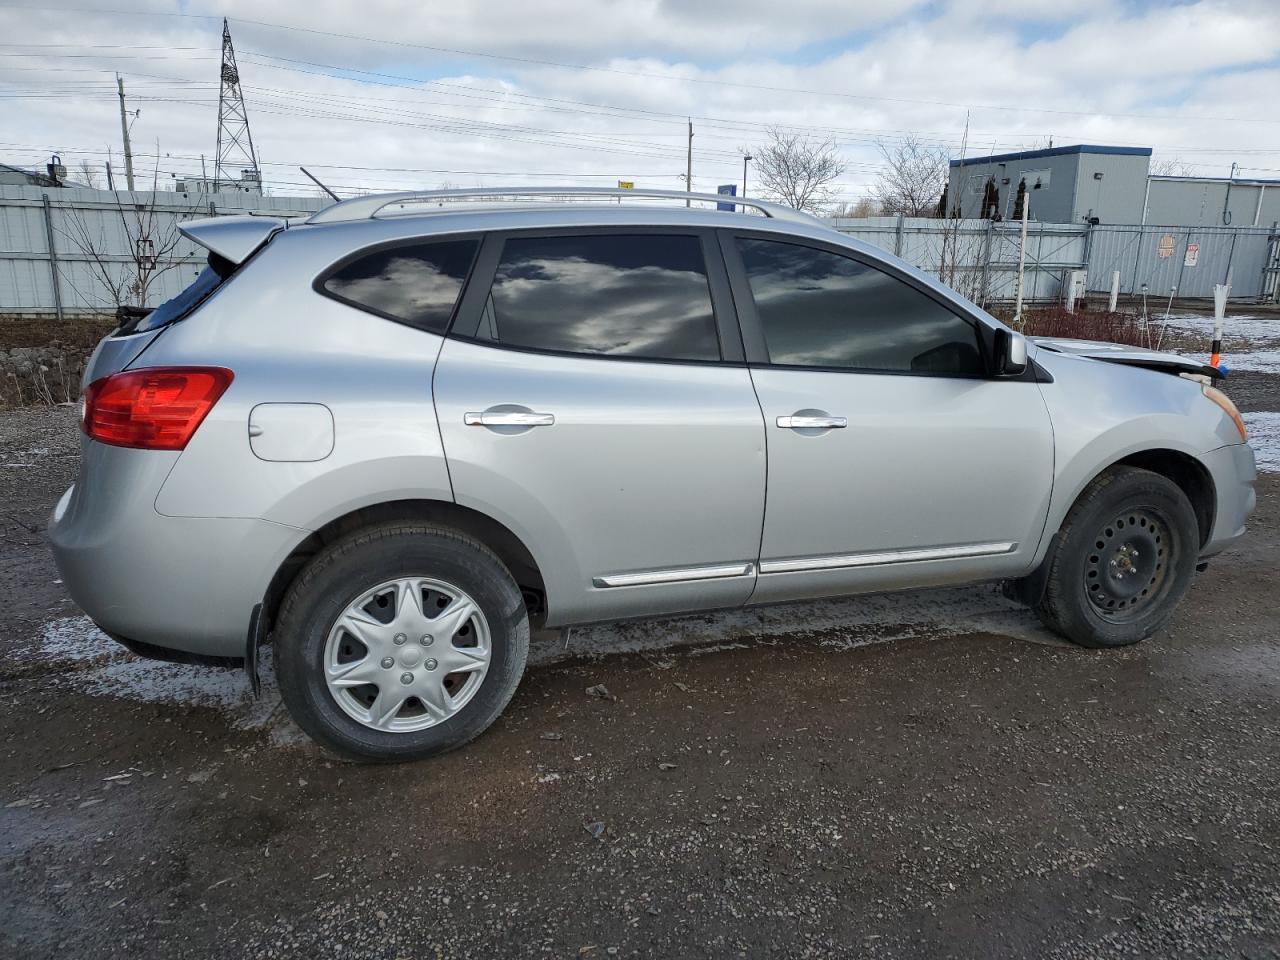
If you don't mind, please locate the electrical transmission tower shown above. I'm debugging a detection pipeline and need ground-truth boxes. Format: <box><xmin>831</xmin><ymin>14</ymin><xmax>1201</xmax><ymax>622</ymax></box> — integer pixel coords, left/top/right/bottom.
<box><xmin>214</xmin><ymin>18</ymin><xmax>262</xmax><ymax>193</ymax></box>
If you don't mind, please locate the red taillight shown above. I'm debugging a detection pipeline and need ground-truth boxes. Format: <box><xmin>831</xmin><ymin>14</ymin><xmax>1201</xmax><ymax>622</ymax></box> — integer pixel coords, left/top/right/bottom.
<box><xmin>81</xmin><ymin>367</ymin><xmax>233</xmax><ymax>450</ymax></box>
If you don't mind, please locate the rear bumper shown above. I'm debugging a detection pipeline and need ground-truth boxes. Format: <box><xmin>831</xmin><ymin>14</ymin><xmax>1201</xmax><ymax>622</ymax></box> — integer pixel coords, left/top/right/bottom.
<box><xmin>1200</xmin><ymin>441</ymin><xmax>1257</xmax><ymax>558</ymax></box>
<box><xmin>48</xmin><ymin>446</ymin><xmax>305</xmax><ymax>659</ymax></box>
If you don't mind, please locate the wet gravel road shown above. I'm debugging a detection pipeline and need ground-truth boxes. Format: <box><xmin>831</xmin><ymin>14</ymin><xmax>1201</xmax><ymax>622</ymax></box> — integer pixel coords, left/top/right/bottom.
<box><xmin>1</xmin><ymin>406</ymin><xmax>1277</xmax><ymax>960</ymax></box>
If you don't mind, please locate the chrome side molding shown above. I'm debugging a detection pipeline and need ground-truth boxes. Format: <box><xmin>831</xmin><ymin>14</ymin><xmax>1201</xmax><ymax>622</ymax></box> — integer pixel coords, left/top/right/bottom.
<box><xmin>593</xmin><ymin>561</ymin><xmax>755</xmax><ymax>589</ymax></box>
<box><xmin>759</xmin><ymin>541</ymin><xmax>1017</xmax><ymax>575</ymax></box>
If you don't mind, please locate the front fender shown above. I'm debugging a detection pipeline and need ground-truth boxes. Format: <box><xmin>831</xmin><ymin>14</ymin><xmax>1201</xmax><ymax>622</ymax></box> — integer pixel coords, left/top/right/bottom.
<box><xmin>1033</xmin><ymin>351</ymin><xmax>1237</xmax><ymax>566</ymax></box>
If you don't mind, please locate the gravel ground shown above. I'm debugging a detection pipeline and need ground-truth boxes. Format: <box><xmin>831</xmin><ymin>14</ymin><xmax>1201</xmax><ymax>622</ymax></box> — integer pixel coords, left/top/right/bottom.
<box><xmin>1</xmin><ymin>404</ymin><xmax>1277</xmax><ymax>960</ymax></box>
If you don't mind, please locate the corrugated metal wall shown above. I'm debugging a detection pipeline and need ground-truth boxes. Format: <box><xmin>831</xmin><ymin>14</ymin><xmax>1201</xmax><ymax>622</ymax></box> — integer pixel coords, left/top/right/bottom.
<box><xmin>831</xmin><ymin>216</ymin><xmax>1087</xmax><ymax>304</ymax></box>
<box><xmin>832</xmin><ymin>215</ymin><xmax>1275</xmax><ymax>304</ymax></box>
<box><xmin>0</xmin><ymin>186</ymin><xmax>326</xmax><ymax>316</ymax></box>
<box><xmin>1085</xmin><ymin>224</ymin><xmax>1274</xmax><ymax>299</ymax></box>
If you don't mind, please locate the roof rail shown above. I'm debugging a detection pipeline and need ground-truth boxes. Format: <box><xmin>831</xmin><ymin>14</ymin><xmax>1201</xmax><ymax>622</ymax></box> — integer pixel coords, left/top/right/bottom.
<box><xmin>305</xmin><ymin>185</ymin><xmax>826</xmax><ymax>227</ymax></box>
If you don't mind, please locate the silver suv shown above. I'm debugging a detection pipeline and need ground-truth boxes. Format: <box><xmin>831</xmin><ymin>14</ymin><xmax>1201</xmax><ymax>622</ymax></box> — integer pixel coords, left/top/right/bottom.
<box><xmin>50</xmin><ymin>187</ymin><xmax>1256</xmax><ymax>761</ymax></box>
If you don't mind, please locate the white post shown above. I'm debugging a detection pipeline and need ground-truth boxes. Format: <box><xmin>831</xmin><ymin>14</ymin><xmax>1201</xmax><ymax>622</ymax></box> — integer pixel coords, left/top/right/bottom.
<box><xmin>1109</xmin><ymin>270</ymin><xmax>1120</xmax><ymax>312</ymax></box>
<box><xmin>1064</xmin><ymin>271</ymin><xmax>1082</xmax><ymax>313</ymax></box>
<box><xmin>1012</xmin><ymin>194</ymin><xmax>1029</xmax><ymax>327</ymax></box>
<box><xmin>1211</xmin><ymin>282</ymin><xmax>1230</xmax><ymax>366</ymax></box>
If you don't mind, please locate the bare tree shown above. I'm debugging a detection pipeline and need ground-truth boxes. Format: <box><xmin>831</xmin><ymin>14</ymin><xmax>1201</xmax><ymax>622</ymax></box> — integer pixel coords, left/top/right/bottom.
<box><xmin>833</xmin><ymin>196</ymin><xmax>882</xmax><ymax>218</ymax></box>
<box><xmin>751</xmin><ymin>127</ymin><xmax>846</xmax><ymax>213</ymax></box>
<box><xmin>75</xmin><ymin>160</ymin><xmax>102</xmax><ymax>189</ymax></box>
<box><xmin>59</xmin><ymin>157</ymin><xmax>200</xmax><ymax>314</ymax></box>
<box><xmin>872</xmin><ymin>134</ymin><xmax>950</xmax><ymax>217</ymax></box>
<box><xmin>1149</xmin><ymin>157</ymin><xmax>1196</xmax><ymax>177</ymax></box>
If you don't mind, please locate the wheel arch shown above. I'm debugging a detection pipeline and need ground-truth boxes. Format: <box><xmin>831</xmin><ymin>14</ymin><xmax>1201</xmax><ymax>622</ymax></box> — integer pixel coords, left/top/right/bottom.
<box><xmin>1014</xmin><ymin>446</ymin><xmax>1216</xmax><ymax>607</ymax></box>
<box><xmin>1111</xmin><ymin>448</ymin><xmax>1215</xmax><ymax>548</ymax></box>
<box><xmin>261</xmin><ymin>499</ymin><xmax>548</xmax><ymax>641</ymax></box>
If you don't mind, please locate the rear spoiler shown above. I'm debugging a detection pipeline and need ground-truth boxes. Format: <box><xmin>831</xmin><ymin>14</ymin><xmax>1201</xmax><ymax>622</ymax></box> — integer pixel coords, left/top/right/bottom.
<box><xmin>178</xmin><ymin>215</ymin><xmax>286</xmax><ymax>265</ymax></box>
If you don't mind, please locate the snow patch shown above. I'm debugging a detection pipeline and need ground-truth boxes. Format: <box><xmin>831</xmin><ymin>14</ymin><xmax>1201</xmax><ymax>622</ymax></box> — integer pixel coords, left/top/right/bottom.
<box><xmin>1223</xmin><ymin>351</ymin><xmax>1280</xmax><ymax>375</ymax></box>
<box><xmin>1160</xmin><ymin>314</ymin><xmax>1280</xmax><ymax>374</ymax></box>
<box><xmin>36</xmin><ymin>617</ymin><xmax>304</xmax><ymax>745</ymax></box>
<box><xmin>1159</xmin><ymin>313</ymin><xmax>1280</xmax><ymax>344</ymax></box>
<box><xmin>38</xmin><ymin>587</ymin><xmax>1060</xmax><ymax>749</ymax></box>
<box><xmin>552</xmin><ymin>586</ymin><xmax>1060</xmax><ymax>661</ymax></box>
<box><xmin>1244</xmin><ymin>412</ymin><xmax>1280</xmax><ymax>473</ymax></box>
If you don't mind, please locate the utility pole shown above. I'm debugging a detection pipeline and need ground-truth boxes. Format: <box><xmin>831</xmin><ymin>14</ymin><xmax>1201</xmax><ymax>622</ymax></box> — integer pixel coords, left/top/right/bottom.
<box><xmin>116</xmin><ymin>74</ymin><xmax>135</xmax><ymax>191</ymax></box>
<box><xmin>1013</xmin><ymin>191</ymin><xmax>1030</xmax><ymax>328</ymax></box>
<box><xmin>742</xmin><ymin>153</ymin><xmax>752</xmax><ymax>198</ymax></box>
<box><xmin>685</xmin><ymin>119</ymin><xmax>693</xmax><ymax>207</ymax></box>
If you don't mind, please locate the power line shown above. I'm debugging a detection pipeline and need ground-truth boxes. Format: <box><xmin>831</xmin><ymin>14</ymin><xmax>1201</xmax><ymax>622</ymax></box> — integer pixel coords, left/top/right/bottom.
<box><xmin>5</xmin><ymin>45</ymin><xmax>1276</xmax><ymax>161</ymax></box>
<box><xmin>6</xmin><ymin>5</ymin><xmax>1280</xmax><ymax>126</ymax></box>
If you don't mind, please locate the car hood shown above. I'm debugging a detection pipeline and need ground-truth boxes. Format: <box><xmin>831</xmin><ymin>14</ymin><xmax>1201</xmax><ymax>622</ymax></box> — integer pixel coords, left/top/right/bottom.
<box><xmin>1031</xmin><ymin>337</ymin><xmax>1223</xmax><ymax>380</ymax></box>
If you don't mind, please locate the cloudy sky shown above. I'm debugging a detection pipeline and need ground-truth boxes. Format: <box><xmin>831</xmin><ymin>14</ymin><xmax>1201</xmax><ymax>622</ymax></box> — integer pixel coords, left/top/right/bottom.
<box><xmin>1</xmin><ymin>0</ymin><xmax>1278</xmax><ymax>202</ymax></box>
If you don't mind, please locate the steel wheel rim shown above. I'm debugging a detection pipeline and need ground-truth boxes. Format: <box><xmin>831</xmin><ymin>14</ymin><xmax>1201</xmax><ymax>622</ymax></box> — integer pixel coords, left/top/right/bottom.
<box><xmin>323</xmin><ymin>576</ymin><xmax>491</xmax><ymax>733</ymax></box>
<box><xmin>1084</xmin><ymin>508</ymin><xmax>1171</xmax><ymax>622</ymax></box>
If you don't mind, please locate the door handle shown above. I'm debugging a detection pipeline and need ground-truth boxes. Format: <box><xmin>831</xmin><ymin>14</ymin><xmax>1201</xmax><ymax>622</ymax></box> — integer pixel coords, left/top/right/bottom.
<box><xmin>464</xmin><ymin>411</ymin><xmax>555</xmax><ymax>427</ymax></box>
<box><xmin>777</xmin><ymin>415</ymin><xmax>846</xmax><ymax>429</ymax></box>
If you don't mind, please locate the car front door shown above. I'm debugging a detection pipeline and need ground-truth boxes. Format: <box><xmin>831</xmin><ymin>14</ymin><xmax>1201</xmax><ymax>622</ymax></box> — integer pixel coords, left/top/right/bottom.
<box><xmin>721</xmin><ymin>232</ymin><xmax>1054</xmax><ymax>605</ymax></box>
<box><xmin>433</xmin><ymin>228</ymin><xmax>765</xmax><ymax>626</ymax></box>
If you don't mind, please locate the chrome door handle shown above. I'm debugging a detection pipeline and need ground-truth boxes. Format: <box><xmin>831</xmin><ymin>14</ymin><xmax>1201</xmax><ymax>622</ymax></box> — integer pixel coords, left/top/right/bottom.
<box><xmin>464</xmin><ymin>411</ymin><xmax>555</xmax><ymax>427</ymax></box>
<box><xmin>777</xmin><ymin>415</ymin><xmax>846</xmax><ymax>429</ymax></box>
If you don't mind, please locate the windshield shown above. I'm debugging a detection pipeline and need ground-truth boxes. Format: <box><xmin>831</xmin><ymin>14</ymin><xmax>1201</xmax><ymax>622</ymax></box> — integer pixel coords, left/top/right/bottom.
<box><xmin>116</xmin><ymin>254</ymin><xmax>234</xmax><ymax>336</ymax></box>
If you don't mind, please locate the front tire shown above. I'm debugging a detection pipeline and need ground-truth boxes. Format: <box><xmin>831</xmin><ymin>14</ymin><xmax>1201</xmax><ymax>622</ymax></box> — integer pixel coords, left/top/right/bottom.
<box><xmin>1035</xmin><ymin>467</ymin><xmax>1199</xmax><ymax>648</ymax></box>
<box><xmin>275</xmin><ymin>523</ymin><xmax>529</xmax><ymax>762</ymax></box>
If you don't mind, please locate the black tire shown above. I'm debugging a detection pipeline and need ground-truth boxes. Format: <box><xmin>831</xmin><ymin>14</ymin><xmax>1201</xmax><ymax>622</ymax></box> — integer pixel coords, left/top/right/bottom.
<box><xmin>274</xmin><ymin>523</ymin><xmax>529</xmax><ymax>762</ymax></box>
<box><xmin>1034</xmin><ymin>466</ymin><xmax>1199</xmax><ymax>648</ymax></box>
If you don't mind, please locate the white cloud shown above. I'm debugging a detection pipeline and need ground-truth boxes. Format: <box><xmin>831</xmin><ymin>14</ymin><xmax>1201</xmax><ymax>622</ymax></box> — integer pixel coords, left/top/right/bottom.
<box><xmin>0</xmin><ymin>1</ymin><xmax>1276</xmax><ymax>204</ymax></box>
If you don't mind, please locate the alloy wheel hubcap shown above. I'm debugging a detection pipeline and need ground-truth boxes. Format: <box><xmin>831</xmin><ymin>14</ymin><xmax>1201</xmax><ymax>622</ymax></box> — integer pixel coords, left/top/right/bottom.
<box><xmin>1084</xmin><ymin>509</ymin><xmax>1170</xmax><ymax>621</ymax></box>
<box><xmin>323</xmin><ymin>577</ymin><xmax>491</xmax><ymax>733</ymax></box>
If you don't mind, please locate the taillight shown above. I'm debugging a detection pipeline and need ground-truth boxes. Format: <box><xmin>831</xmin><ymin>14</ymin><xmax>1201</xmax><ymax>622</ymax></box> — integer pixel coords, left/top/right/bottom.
<box><xmin>81</xmin><ymin>367</ymin><xmax>233</xmax><ymax>450</ymax></box>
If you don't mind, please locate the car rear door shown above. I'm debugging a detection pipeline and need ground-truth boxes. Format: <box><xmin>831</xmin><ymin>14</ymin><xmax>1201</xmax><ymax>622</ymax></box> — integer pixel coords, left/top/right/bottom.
<box><xmin>433</xmin><ymin>228</ymin><xmax>765</xmax><ymax>626</ymax></box>
<box><xmin>720</xmin><ymin>231</ymin><xmax>1054</xmax><ymax>605</ymax></box>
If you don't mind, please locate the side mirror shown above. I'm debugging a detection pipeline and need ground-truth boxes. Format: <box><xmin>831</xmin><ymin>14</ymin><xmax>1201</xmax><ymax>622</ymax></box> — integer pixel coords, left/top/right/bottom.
<box><xmin>1000</xmin><ymin>330</ymin><xmax>1028</xmax><ymax>376</ymax></box>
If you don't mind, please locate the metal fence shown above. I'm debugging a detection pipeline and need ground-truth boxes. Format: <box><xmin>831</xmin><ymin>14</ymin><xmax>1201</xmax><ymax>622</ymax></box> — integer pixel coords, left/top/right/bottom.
<box><xmin>1085</xmin><ymin>223</ymin><xmax>1276</xmax><ymax>301</ymax></box>
<box><xmin>831</xmin><ymin>215</ymin><xmax>1277</xmax><ymax>305</ymax></box>
<box><xmin>0</xmin><ymin>185</ymin><xmax>325</xmax><ymax>317</ymax></box>
<box><xmin>830</xmin><ymin>216</ymin><xmax>1088</xmax><ymax>303</ymax></box>
<box><xmin>1</xmin><ymin>186</ymin><xmax>1276</xmax><ymax>317</ymax></box>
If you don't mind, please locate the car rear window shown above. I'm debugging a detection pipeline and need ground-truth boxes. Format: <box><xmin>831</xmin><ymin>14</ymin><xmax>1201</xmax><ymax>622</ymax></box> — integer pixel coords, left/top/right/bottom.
<box><xmin>116</xmin><ymin>253</ymin><xmax>235</xmax><ymax>336</ymax></box>
<box><xmin>477</xmin><ymin>234</ymin><xmax>720</xmax><ymax>362</ymax></box>
<box><xmin>319</xmin><ymin>238</ymin><xmax>479</xmax><ymax>334</ymax></box>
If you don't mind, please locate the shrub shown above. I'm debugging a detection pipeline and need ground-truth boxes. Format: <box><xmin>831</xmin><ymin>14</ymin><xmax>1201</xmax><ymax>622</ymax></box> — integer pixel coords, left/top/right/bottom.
<box><xmin>992</xmin><ymin>306</ymin><xmax>1147</xmax><ymax>347</ymax></box>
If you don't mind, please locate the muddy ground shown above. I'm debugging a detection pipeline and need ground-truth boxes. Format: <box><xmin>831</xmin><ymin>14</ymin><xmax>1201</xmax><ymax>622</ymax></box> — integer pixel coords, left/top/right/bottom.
<box><xmin>1</xmin><ymin>396</ymin><xmax>1278</xmax><ymax>959</ymax></box>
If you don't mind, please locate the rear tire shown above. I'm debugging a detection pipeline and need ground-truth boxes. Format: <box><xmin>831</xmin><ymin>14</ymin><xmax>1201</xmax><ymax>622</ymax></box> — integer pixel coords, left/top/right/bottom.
<box><xmin>1035</xmin><ymin>467</ymin><xmax>1199</xmax><ymax>648</ymax></box>
<box><xmin>274</xmin><ymin>523</ymin><xmax>529</xmax><ymax>762</ymax></box>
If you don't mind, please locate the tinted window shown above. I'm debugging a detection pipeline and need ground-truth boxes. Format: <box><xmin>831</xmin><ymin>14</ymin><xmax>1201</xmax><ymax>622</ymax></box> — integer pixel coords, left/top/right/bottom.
<box><xmin>322</xmin><ymin>239</ymin><xmax>478</xmax><ymax>334</ymax></box>
<box><xmin>122</xmin><ymin>254</ymin><xmax>234</xmax><ymax>335</ymax></box>
<box><xmin>738</xmin><ymin>238</ymin><xmax>984</xmax><ymax>376</ymax></box>
<box><xmin>481</xmin><ymin>234</ymin><xmax>720</xmax><ymax>361</ymax></box>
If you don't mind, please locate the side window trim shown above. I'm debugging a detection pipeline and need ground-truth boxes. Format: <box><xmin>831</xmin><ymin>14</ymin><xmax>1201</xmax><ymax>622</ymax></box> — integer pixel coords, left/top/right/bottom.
<box><xmin>449</xmin><ymin>226</ymin><xmax>743</xmax><ymax>366</ymax></box>
<box><xmin>717</xmin><ymin>230</ymin><xmax>769</xmax><ymax>364</ymax></box>
<box><xmin>450</xmin><ymin>232</ymin><xmax>504</xmax><ymax>341</ymax></box>
<box><xmin>312</xmin><ymin>232</ymin><xmax>483</xmax><ymax>335</ymax></box>
<box><xmin>719</xmin><ymin>229</ymin><xmax>995</xmax><ymax>378</ymax></box>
